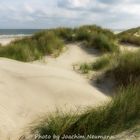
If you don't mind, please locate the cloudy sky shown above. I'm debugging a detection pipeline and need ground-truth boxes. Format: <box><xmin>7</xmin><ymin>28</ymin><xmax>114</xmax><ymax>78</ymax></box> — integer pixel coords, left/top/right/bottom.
<box><xmin>0</xmin><ymin>0</ymin><xmax>140</xmax><ymax>29</ymax></box>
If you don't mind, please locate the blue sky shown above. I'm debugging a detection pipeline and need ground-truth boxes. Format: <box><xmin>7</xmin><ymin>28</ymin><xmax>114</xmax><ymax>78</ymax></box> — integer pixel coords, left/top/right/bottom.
<box><xmin>0</xmin><ymin>0</ymin><xmax>140</xmax><ymax>29</ymax></box>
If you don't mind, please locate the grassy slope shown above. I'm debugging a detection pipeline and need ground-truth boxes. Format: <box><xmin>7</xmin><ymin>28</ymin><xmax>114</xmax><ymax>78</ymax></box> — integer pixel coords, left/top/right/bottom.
<box><xmin>0</xmin><ymin>25</ymin><xmax>118</xmax><ymax>62</ymax></box>
<box><xmin>0</xmin><ymin>31</ymin><xmax>64</xmax><ymax>62</ymax></box>
<box><xmin>118</xmin><ymin>27</ymin><xmax>140</xmax><ymax>46</ymax></box>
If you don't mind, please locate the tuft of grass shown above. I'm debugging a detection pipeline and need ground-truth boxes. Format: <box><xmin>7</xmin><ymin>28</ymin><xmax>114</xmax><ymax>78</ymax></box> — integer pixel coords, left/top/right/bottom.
<box><xmin>86</xmin><ymin>34</ymin><xmax>118</xmax><ymax>53</ymax></box>
<box><xmin>79</xmin><ymin>55</ymin><xmax>111</xmax><ymax>73</ymax></box>
<box><xmin>30</xmin><ymin>84</ymin><xmax>140</xmax><ymax>139</ymax></box>
<box><xmin>92</xmin><ymin>56</ymin><xmax>111</xmax><ymax>70</ymax></box>
<box><xmin>107</xmin><ymin>51</ymin><xmax>140</xmax><ymax>86</ymax></box>
<box><xmin>79</xmin><ymin>63</ymin><xmax>92</xmax><ymax>74</ymax></box>
<box><xmin>31</xmin><ymin>112</ymin><xmax>78</xmax><ymax>137</ymax></box>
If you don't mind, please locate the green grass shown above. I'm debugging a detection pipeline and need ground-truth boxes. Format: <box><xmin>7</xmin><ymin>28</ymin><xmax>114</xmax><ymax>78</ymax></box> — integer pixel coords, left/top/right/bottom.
<box><xmin>79</xmin><ymin>55</ymin><xmax>111</xmax><ymax>73</ymax></box>
<box><xmin>118</xmin><ymin>27</ymin><xmax>140</xmax><ymax>46</ymax></box>
<box><xmin>79</xmin><ymin>63</ymin><xmax>93</xmax><ymax>73</ymax></box>
<box><xmin>74</xmin><ymin>25</ymin><xmax>115</xmax><ymax>41</ymax></box>
<box><xmin>0</xmin><ymin>31</ymin><xmax>64</xmax><ymax>62</ymax></box>
<box><xmin>31</xmin><ymin>112</ymin><xmax>78</xmax><ymax>137</ymax></box>
<box><xmin>86</xmin><ymin>34</ymin><xmax>118</xmax><ymax>53</ymax></box>
<box><xmin>52</xmin><ymin>27</ymin><xmax>75</xmax><ymax>42</ymax></box>
<box><xmin>0</xmin><ymin>43</ymin><xmax>42</xmax><ymax>62</ymax></box>
<box><xmin>107</xmin><ymin>51</ymin><xmax>140</xmax><ymax>86</ymax></box>
<box><xmin>119</xmin><ymin>34</ymin><xmax>140</xmax><ymax>46</ymax></box>
<box><xmin>92</xmin><ymin>56</ymin><xmax>111</xmax><ymax>70</ymax></box>
<box><xmin>0</xmin><ymin>25</ymin><xmax>118</xmax><ymax>62</ymax></box>
<box><xmin>30</xmin><ymin>84</ymin><xmax>140</xmax><ymax>139</ymax></box>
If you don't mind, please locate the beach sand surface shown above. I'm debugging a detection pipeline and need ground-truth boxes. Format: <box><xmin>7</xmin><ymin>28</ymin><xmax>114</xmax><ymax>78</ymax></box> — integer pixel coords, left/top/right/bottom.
<box><xmin>0</xmin><ymin>38</ymin><xmax>18</xmax><ymax>46</ymax></box>
<box><xmin>0</xmin><ymin>43</ymin><xmax>109</xmax><ymax>140</ymax></box>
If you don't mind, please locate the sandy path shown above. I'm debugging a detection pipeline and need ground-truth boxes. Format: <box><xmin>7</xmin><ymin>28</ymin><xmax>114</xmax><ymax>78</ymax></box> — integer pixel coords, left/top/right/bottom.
<box><xmin>0</xmin><ymin>44</ymin><xmax>109</xmax><ymax>140</ymax></box>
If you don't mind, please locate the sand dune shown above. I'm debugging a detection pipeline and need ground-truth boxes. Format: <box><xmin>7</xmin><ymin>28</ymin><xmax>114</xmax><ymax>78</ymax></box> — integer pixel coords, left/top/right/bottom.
<box><xmin>0</xmin><ymin>44</ymin><xmax>109</xmax><ymax>140</ymax></box>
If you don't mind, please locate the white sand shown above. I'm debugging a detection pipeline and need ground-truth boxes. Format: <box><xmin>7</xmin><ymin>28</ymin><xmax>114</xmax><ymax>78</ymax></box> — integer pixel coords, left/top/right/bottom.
<box><xmin>0</xmin><ymin>38</ymin><xmax>17</xmax><ymax>46</ymax></box>
<box><xmin>0</xmin><ymin>43</ymin><xmax>109</xmax><ymax>140</ymax></box>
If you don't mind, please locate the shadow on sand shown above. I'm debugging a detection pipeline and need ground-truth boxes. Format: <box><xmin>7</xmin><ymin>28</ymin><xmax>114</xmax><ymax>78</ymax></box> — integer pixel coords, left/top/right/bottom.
<box><xmin>89</xmin><ymin>75</ymin><xmax>117</xmax><ymax>97</ymax></box>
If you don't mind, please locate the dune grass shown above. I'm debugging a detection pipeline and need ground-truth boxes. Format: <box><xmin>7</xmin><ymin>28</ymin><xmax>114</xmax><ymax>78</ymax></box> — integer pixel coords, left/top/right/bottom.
<box><xmin>92</xmin><ymin>56</ymin><xmax>111</xmax><ymax>71</ymax></box>
<box><xmin>118</xmin><ymin>27</ymin><xmax>140</xmax><ymax>46</ymax></box>
<box><xmin>80</xmin><ymin>50</ymin><xmax>140</xmax><ymax>87</ymax></box>
<box><xmin>85</xmin><ymin>33</ymin><xmax>118</xmax><ymax>53</ymax></box>
<box><xmin>0</xmin><ymin>25</ymin><xmax>118</xmax><ymax>62</ymax></box>
<box><xmin>51</xmin><ymin>27</ymin><xmax>75</xmax><ymax>42</ymax></box>
<box><xmin>119</xmin><ymin>34</ymin><xmax>140</xmax><ymax>46</ymax></box>
<box><xmin>79</xmin><ymin>55</ymin><xmax>111</xmax><ymax>73</ymax></box>
<box><xmin>74</xmin><ymin>26</ymin><xmax>118</xmax><ymax>53</ymax></box>
<box><xmin>0</xmin><ymin>43</ymin><xmax>42</xmax><ymax>62</ymax></box>
<box><xmin>0</xmin><ymin>31</ymin><xmax>64</xmax><ymax>62</ymax></box>
<box><xmin>107</xmin><ymin>51</ymin><xmax>140</xmax><ymax>86</ymax></box>
<box><xmin>30</xmin><ymin>84</ymin><xmax>140</xmax><ymax>140</ymax></box>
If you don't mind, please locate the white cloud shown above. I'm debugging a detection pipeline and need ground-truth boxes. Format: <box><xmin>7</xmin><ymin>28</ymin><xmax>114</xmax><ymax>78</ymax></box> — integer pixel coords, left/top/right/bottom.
<box><xmin>68</xmin><ymin>0</ymin><xmax>90</xmax><ymax>7</ymax></box>
<box><xmin>24</xmin><ymin>4</ymin><xmax>35</xmax><ymax>13</ymax></box>
<box><xmin>0</xmin><ymin>0</ymin><xmax>140</xmax><ymax>29</ymax></box>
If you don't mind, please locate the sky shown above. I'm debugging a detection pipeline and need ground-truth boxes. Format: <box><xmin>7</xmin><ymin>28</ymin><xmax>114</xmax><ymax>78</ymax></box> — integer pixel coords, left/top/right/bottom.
<box><xmin>0</xmin><ymin>0</ymin><xmax>140</xmax><ymax>29</ymax></box>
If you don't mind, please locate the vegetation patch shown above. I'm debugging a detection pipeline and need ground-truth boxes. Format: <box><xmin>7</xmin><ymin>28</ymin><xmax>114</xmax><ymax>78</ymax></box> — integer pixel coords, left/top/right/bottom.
<box><xmin>79</xmin><ymin>55</ymin><xmax>111</xmax><ymax>73</ymax></box>
<box><xmin>119</xmin><ymin>34</ymin><xmax>140</xmax><ymax>46</ymax></box>
<box><xmin>86</xmin><ymin>34</ymin><xmax>118</xmax><ymax>53</ymax></box>
<box><xmin>0</xmin><ymin>25</ymin><xmax>118</xmax><ymax>62</ymax></box>
<box><xmin>107</xmin><ymin>51</ymin><xmax>140</xmax><ymax>86</ymax></box>
<box><xmin>0</xmin><ymin>31</ymin><xmax>64</xmax><ymax>62</ymax></box>
<box><xmin>29</xmin><ymin>84</ymin><xmax>140</xmax><ymax>139</ymax></box>
<box><xmin>118</xmin><ymin>27</ymin><xmax>140</xmax><ymax>46</ymax></box>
